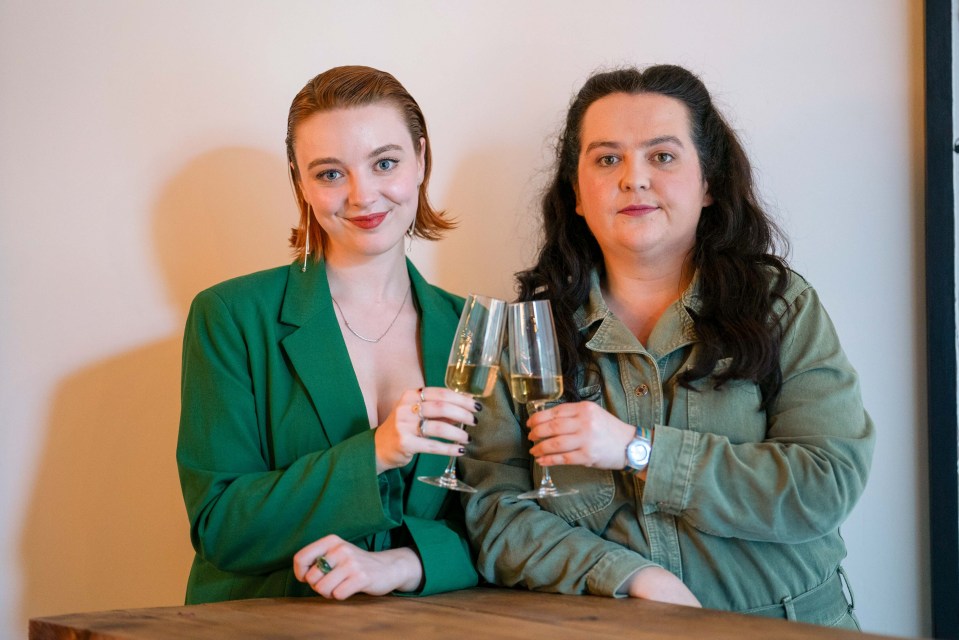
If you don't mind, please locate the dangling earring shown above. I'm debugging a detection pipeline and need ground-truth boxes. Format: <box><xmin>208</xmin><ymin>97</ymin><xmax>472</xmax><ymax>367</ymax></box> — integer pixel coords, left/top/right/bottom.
<box><xmin>301</xmin><ymin>210</ymin><xmax>310</xmax><ymax>272</ymax></box>
<box><xmin>406</xmin><ymin>222</ymin><xmax>414</xmax><ymax>253</ymax></box>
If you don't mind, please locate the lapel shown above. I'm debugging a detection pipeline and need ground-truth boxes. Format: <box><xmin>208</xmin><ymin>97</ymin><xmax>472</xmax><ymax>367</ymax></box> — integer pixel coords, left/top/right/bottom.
<box><xmin>405</xmin><ymin>261</ymin><xmax>464</xmax><ymax>516</ymax></box>
<box><xmin>278</xmin><ymin>257</ymin><xmax>464</xmax><ymax>517</ymax></box>
<box><xmin>279</xmin><ymin>260</ymin><xmax>368</xmax><ymax>447</ymax></box>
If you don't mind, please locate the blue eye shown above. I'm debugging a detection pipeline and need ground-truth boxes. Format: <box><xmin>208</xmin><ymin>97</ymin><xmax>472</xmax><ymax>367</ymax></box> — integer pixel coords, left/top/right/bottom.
<box><xmin>376</xmin><ymin>158</ymin><xmax>398</xmax><ymax>171</ymax></box>
<box><xmin>317</xmin><ymin>169</ymin><xmax>342</xmax><ymax>182</ymax></box>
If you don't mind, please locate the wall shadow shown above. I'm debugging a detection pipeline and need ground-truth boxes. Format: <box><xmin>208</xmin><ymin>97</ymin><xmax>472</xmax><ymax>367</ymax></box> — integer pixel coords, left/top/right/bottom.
<box><xmin>18</xmin><ymin>147</ymin><xmax>292</xmax><ymax>623</ymax></box>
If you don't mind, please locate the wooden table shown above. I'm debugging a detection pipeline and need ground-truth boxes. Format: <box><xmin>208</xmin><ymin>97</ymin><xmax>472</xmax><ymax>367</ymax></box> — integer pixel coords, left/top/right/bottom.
<box><xmin>29</xmin><ymin>587</ymin><xmax>917</xmax><ymax>639</ymax></box>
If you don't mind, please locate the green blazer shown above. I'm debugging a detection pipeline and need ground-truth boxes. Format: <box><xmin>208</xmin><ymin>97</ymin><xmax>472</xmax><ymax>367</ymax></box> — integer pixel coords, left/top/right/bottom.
<box><xmin>176</xmin><ymin>258</ymin><xmax>478</xmax><ymax>604</ymax></box>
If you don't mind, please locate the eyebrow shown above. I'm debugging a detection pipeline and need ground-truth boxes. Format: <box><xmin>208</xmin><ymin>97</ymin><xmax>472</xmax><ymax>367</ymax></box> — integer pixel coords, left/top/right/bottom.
<box><xmin>584</xmin><ymin>135</ymin><xmax>685</xmax><ymax>154</ymax></box>
<box><xmin>305</xmin><ymin>144</ymin><xmax>405</xmax><ymax>171</ymax></box>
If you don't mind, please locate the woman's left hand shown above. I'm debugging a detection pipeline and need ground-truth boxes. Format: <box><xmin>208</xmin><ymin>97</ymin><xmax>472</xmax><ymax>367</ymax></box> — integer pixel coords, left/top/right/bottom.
<box><xmin>527</xmin><ymin>401</ymin><xmax>637</xmax><ymax>470</ymax></box>
<box><xmin>293</xmin><ymin>534</ymin><xmax>422</xmax><ymax>599</ymax></box>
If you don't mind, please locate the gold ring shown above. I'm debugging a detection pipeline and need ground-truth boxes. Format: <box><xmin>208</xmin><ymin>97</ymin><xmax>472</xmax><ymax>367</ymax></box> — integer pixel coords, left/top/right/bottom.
<box><xmin>419</xmin><ymin>388</ymin><xmax>426</xmax><ymax>402</ymax></box>
<box><xmin>315</xmin><ymin>556</ymin><xmax>332</xmax><ymax>574</ymax></box>
<box><xmin>411</xmin><ymin>402</ymin><xmax>421</xmax><ymax>415</ymax></box>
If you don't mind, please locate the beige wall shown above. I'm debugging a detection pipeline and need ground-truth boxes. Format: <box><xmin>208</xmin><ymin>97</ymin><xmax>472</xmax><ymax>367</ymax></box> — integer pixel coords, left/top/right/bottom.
<box><xmin>0</xmin><ymin>1</ymin><xmax>926</xmax><ymax>636</ymax></box>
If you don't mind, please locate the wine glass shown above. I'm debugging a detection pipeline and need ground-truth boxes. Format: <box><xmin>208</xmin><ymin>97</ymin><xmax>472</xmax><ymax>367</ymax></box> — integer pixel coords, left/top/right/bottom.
<box><xmin>508</xmin><ymin>300</ymin><xmax>579</xmax><ymax>499</ymax></box>
<box><xmin>418</xmin><ymin>294</ymin><xmax>506</xmax><ymax>493</ymax></box>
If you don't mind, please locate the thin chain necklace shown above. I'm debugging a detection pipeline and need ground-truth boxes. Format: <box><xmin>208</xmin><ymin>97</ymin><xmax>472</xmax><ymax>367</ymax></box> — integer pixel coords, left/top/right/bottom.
<box><xmin>331</xmin><ymin>285</ymin><xmax>411</xmax><ymax>344</ymax></box>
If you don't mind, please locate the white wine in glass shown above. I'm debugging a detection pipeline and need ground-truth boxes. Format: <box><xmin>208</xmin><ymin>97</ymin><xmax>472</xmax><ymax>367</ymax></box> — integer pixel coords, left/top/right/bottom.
<box><xmin>508</xmin><ymin>374</ymin><xmax>563</xmax><ymax>407</ymax></box>
<box><xmin>508</xmin><ymin>300</ymin><xmax>579</xmax><ymax>499</ymax></box>
<box><xmin>447</xmin><ymin>363</ymin><xmax>500</xmax><ymax>398</ymax></box>
<box><xmin>418</xmin><ymin>294</ymin><xmax>506</xmax><ymax>493</ymax></box>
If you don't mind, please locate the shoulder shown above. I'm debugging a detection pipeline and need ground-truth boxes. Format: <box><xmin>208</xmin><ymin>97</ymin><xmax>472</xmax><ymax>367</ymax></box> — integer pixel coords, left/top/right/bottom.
<box><xmin>779</xmin><ymin>268</ymin><xmax>812</xmax><ymax>304</ymax></box>
<box><xmin>425</xmin><ymin>283</ymin><xmax>466</xmax><ymax>316</ymax></box>
<box><xmin>771</xmin><ymin>269</ymin><xmax>842</xmax><ymax>344</ymax></box>
<box><xmin>407</xmin><ymin>259</ymin><xmax>465</xmax><ymax>320</ymax></box>
<box><xmin>189</xmin><ymin>264</ymin><xmax>291</xmax><ymax>318</ymax></box>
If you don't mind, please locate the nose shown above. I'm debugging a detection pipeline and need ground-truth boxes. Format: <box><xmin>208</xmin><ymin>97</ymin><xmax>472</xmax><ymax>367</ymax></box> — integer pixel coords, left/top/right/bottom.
<box><xmin>619</xmin><ymin>157</ymin><xmax>650</xmax><ymax>192</ymax></box>
<box><xmin>347</xmin><ymin>173</ymin><xmax>376</xmax><ymax>209</ymax></box>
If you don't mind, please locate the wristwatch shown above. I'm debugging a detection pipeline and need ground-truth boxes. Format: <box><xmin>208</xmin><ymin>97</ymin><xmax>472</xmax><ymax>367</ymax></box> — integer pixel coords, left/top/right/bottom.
<box><xmin>624</xmin><ymin>426</ymin><xmax>653</xmax><ymax>473</ymax></box>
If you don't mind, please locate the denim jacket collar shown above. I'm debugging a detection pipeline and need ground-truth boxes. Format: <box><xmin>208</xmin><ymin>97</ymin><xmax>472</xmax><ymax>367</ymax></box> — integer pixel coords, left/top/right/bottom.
<box><xmin>574</xmin><ymin>268</ymin><xmax>700</xmax><ymax>359</ymax></box>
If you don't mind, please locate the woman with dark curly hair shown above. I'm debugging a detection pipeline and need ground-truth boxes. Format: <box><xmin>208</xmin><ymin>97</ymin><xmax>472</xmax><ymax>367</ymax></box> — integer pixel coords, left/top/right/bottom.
<box><xmin>462</xmin><ymin>65</ymin><xmax>873</xmax><ymax>630</ymax></box>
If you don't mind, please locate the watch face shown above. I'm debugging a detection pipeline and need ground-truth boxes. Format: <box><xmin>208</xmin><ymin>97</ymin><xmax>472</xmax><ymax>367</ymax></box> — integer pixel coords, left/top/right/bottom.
<box><xmin>628</xmin><ymin>439</ymin><xmax>651</xmax><ymax>467</ymax></box>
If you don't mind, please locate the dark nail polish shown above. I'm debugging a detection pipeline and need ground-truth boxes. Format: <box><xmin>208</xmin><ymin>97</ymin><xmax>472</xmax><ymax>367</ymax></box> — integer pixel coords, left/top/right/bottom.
<box><xmin>474</xmin><ymin>402</ymin><xmax>483</xmax><ymax>412</ymax></box>
<box><xmin>458</xmin><ymin>447</ymin><xmax>466</xmax><ymax>454</ymax></box>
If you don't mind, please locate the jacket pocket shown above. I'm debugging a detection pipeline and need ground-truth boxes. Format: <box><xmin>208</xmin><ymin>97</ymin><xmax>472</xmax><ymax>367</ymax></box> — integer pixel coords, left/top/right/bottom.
<box><xmin>535</xmin><ymin>384</ymin><xmax>615</xmax><ymax>526</ymax></box>
<box><xmin>533</xmin><ymin>464</ymin><xmax>615</xmax><ymax>526</ymax></box>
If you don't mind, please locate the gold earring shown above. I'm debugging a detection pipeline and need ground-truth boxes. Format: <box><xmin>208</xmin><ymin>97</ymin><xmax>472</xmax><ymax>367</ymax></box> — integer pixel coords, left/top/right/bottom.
<box><xmin>301</xmin><ymin>211</ymin><xmax>310</xmax><ymax>273</ymax></box>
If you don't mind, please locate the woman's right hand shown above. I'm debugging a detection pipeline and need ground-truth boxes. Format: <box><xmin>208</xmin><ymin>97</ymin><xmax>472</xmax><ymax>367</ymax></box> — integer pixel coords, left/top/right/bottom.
<box><xmin>293</xmin><ymin>534</ymin><xmax>423</xmax><ymax>599</ymax></box>
<box><xmin>373</xmin><ymin>387</ymin><xmax>479</xmax><ymax>474</ymax></box>
<box><xmin>627</xmin><ymin>566</ymin><xmax>702</xmax><ymax>607</ymax></box>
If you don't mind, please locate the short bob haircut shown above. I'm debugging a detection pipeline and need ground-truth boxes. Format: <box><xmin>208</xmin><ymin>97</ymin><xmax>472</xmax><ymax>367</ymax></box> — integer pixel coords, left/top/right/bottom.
<box><xmin>285</xmin><ymin>65</ymin><xmax>454</xmax><ymax>262</ymax></box>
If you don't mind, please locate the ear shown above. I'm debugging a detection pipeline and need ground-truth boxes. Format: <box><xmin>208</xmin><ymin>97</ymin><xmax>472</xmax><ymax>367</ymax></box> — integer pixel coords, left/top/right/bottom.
<box><xmin>701</xmin><ymin>181</ymin><xmax>713</xmax><ymax>207</ymax></box>
<box><xmin>573</xmin><ymin>181</ymin><xmax>584</xmax><ymax>217</ymax></box>
<box><xmin>416</xmin><ymin>137</ymin><xmax>426</xmax><ymax>185</ymax></box>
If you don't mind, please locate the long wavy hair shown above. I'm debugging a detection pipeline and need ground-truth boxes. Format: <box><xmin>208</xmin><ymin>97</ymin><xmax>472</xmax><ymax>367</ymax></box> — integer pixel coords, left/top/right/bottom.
<box><xmin>285</xmin><ymin>65</ymin><xmax>454</xmax><ymax>262</ymax></box>
<box><xmin>517</xmin><ymin>65</ymin><xmax>789</xmax><ymax>405</ymax></box>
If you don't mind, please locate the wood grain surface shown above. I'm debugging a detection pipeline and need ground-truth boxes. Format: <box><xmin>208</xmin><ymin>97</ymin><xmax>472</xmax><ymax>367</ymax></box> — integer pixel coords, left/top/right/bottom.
<box><xmin>29</xmin><ymin>586</ymin><xmax>920</xmax><ymax>639</ymax></box>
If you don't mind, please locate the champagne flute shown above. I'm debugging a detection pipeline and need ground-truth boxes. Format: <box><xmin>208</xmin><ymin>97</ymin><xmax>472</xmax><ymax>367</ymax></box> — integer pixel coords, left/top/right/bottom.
<box><xmin>509</xmin><ymin>300</ymin><xmax>579</xmax><ymax>499</ymax></box>
<box><xmin>418</xmin><ymin>294</ymin><xmax>506</xmax><ymax>493</ymax></box>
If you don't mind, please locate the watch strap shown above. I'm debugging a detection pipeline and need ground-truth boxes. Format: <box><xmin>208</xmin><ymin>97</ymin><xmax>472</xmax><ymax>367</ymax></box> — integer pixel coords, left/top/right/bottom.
<box><xmin>624</xmin><ymin>425</ymin><xmax>653</xmax><ymax>474</ymax></box>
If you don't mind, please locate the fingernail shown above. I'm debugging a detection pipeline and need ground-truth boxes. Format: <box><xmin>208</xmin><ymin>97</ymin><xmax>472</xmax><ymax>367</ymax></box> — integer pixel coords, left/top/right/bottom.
<box><xmin>472</xmin><ymin>416</ymin><xmax>479</xmax><ymax>426</ymax></box>
<box><xmin>458</xmin><ymin>447</ymin><xmax>466</xmax><ymax>454</ymax></box>
<box><xmin>474</xmin><ymin>402</ymin><xmax>483</xmax><ymax>412</ymax></box>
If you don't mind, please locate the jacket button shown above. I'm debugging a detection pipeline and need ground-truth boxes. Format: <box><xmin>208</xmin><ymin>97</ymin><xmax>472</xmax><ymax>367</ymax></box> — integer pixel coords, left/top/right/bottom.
<box><xmin>635</xmin><ymin>384</ymin><xmax>649</xmax><ymax>397</ymax></box>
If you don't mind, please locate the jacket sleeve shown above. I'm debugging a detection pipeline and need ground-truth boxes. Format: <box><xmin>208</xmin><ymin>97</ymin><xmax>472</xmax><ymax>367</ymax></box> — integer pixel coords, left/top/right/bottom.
<box><xmin>402</xmin><ymin>512</ymin><xmax>478</xmax><ymax>595</ymax></box>
<box><xmin>460</xmin><ymin>368</ymin><xmax>654</xmax><ymax>597</ymax></box>
<box><xmin>642</xmin><ymin>283</ymin><xmax>875</xmax><ymax>543</ymax></box>
<box><xmin>176</xmin><ymin>288</ymin><xmax>403</xmax><ymax>576</ymax></box>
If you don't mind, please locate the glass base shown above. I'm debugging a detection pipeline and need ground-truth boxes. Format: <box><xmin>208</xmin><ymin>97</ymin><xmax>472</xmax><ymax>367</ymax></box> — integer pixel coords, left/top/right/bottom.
<box><xmin>517</xmin><ymin>486</ymin><xmax>579</xmax><ymax>499</ymax></box>
<box><xmin>417</xmin><ymin>475</ymin><xmax>477</xmax><ymax>493</ymax></box>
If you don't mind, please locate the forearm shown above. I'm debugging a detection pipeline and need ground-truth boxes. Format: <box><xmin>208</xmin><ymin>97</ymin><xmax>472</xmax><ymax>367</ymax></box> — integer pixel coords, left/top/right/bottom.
<box><xmin>461</xmin><ymin>378</ymin><xmax>651</xmax><ymax>595</ymax></box>
<box><xmin>402</xmin><ymin>515</ymin><xmax>478</xmax><ymax>595</ymax></box>
<box><xmin>625</xmin><ymin>566</ymin><xmax>701</xmax><ymax>607</ymax></box>
<box><xmin>386</xmin><ymin>547</ymin><xmax>423</xmax><ymax>593</ymax></box>
<box><xmin>179</xmin><ymin>429</ymin><xmax>403</xmax><ymax>574</ymax></box>
<box><xmin>643</xmin><ymin>285</ymin><xmax>875</xmax><ymax>542</ymax></box>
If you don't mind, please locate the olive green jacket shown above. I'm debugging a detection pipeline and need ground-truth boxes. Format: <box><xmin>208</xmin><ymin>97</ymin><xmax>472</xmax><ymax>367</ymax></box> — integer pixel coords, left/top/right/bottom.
<box><xmin>177</xmin><ymin>259</ymin><xmax>478</xmax><ymax>604</ymax></box>
<box><xmin>462</xmin><ymin>269</ymin><xmax>873</xmax><ymax>625</ymax></box>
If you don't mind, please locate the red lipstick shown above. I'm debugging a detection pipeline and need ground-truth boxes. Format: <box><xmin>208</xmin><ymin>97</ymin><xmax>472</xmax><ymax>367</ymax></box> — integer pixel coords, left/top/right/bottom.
<box><xmin>346</xmin><ymin>213</ymin><xmax>388</xmax><ymax>229</ymax></box>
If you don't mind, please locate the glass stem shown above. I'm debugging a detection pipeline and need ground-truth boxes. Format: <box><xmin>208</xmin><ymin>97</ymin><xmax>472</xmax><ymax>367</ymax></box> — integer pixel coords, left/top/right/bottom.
<box><xmin>442</xmin><ymin>456</ymin><xmax>458</xmax><ymax>479</ymax></box>
<box><xmin>441</xmin><ymin>421</ymin><xmax>465</xmax><ymax>479</ymax></box>
<box><xmin>540</xmin><ymin>467</ymin><xmax>557</xmax><ymax>490</ymax></box>
<box><xmin>526</xmin><ymin>400</ymin><xmax>556</xmax><ymax>488</ymax></box>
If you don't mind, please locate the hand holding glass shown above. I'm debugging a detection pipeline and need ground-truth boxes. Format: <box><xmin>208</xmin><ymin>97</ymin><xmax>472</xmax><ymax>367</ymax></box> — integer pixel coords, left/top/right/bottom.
<box><xmin>417</xmin><ymin>294</ymin><xmax>506</xmax><ymax>493</ymax></box>
<box><xmin>508</xmin><ymin>300</ymin><xmax>578</xmax><ymax>499</ymax></box>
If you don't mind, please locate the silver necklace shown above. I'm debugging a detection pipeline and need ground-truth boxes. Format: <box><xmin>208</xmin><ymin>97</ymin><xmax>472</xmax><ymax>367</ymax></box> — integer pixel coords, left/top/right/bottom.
<box><xmin>331</xmin><ymin>285</ymin><xmax>411</xmax><ymax>343</ymax></box>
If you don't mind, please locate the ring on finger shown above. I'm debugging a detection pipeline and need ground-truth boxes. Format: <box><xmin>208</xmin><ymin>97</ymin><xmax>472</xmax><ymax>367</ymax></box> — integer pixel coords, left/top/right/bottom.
<box><xmin>418</xmin><ymin>415</ymin><xmax>427</xmax><ymax>437</ymax></box>
<box><xmin>315</xmin><ymin>556</ymin><xmax>332</xmax><ymax>574</ymax></box>
<box><xmin>419</xmin><ymin>388</ymin><xmax>426</xmax><ymax>402</ymax></box>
